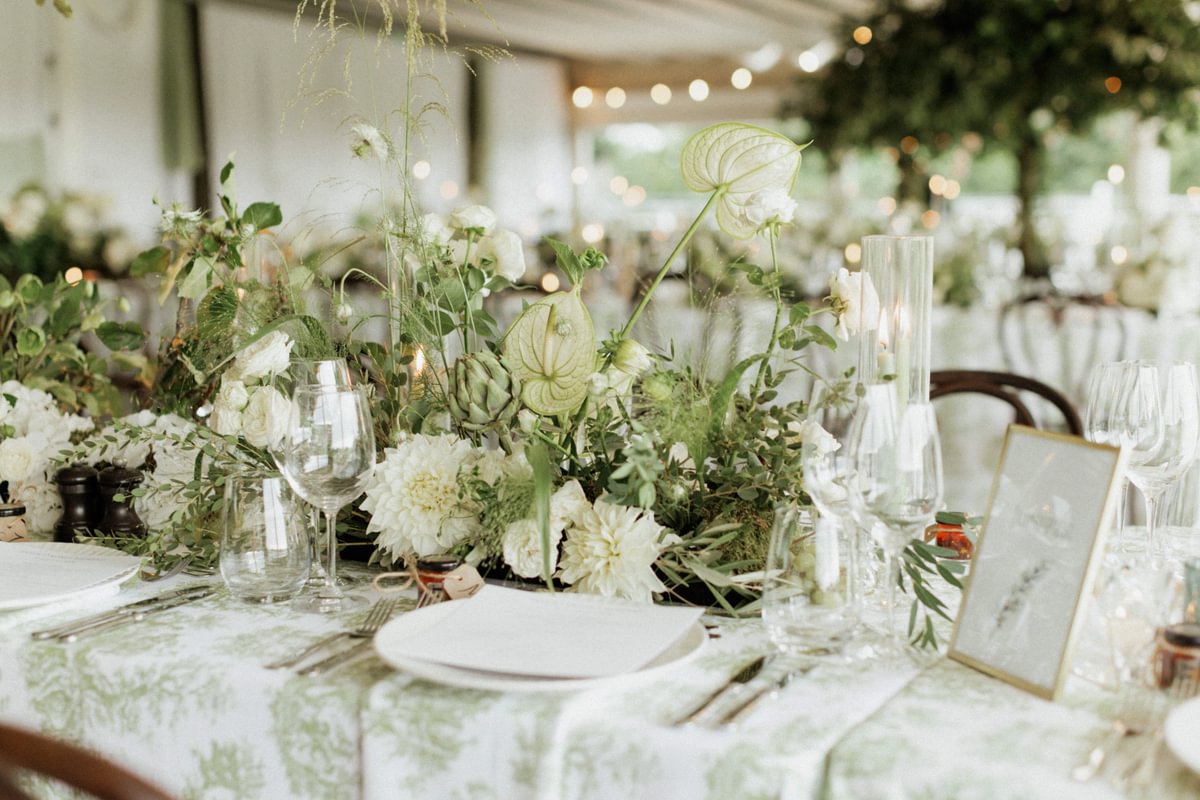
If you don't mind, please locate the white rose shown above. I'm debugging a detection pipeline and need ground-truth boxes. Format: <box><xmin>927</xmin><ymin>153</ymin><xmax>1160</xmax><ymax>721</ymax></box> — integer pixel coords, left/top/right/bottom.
<box><xmin>232</xmin><ymin>331</ymin><xmax>294</xmax><ymax>383</ymax></box>
<box><xmin>741</xmin><ymin>188</ymin><xmax>797</xmax><ymax>229</ymax></box>
<box><xmin>449</xmin><ymin>205</ymin><xmax>497</xmax><ymax>235</ymax></box>
<box><xmin>612</xmin><ymin>338</ymin><xmax>653</xmax><ymax>378</ymax></box>
<box><xmin>0</xmin><ymin>435</ymin><xmax>45</xmax><ymax>484</ymax></box>
<box><xmin>448</xmin><ymin>239</ymin><xmax>480</xmax><ymax>268</ymax></box>
<box><xmin>502</xmin><ymin>518</ymin><xmax>562</xmax><ymax>579</ymax></box>
<box><xmin>830</xmin><ymin>267</ymin><xmax>881</xmax><ymax>342</ymax></box>
<box><xmin>241</xmin><ymin>385</ymin><xmax>291</xmax><ymax>449</ymax></box>
<box><xmin>421</xmin><ymin>213</ymin><xmax>452</xmax><ymax>245</ymax></box>
<box><xmin>477</xmin><ymin>230</ymin><xmax>526</xmax><ymax>282</ymax></box>
<box><xmin>209</xmin><ymin>403</ymin><xmax>243</xmax><ymax>438</ymax></box>
<box><xmin>215</xmin><ymin>377</ymin><xmax>250</xmax><ymax>413</ymax></box>
<box><xmin>795</xmin><ymin>419</ymin><xmax>841</xmax><ymax>455</ymax></box>
<box><xmin>550</xmin><ymin>479</ymin><xmax>593</xmax><ymax>532</ymax></box>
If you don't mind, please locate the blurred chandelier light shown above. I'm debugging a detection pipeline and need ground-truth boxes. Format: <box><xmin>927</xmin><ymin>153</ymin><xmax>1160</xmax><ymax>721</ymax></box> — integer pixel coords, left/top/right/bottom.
<box><xmin>853</xmin><ymin>26</ymin><xmax>873</xmax><ymax>45</ymax></box>
<box><xmin>742</xmin><ymin>42</ymin><xmax>782</xmax><ymax>72</ymax></box>
<box><xmin>605</xmin><ymin>87</ymin><xmax>626</xmax><ymax>109</ymax></box>
<box><xmin>797</xmin><ymin>41</ymin><xmax>835</xmax><ymax>73</ymax></box>
<box><xmin>650</xmin><ymin>83</ymin><xmax>672</xmax><ymax>104</ymax></box>
<box><xmin>689</xmin><ymin>79</ymin><xmax>710</xmax><ymax>101</ymax></box>
<box><xmin>572</xmin><ymin>86</ymin><xmax>594</xmax><ymax>108</ymax></box>
<box><xmin>1108</xmin><ymin>164</ymin><xmax>1126</xmax><ymax>184</ymax></box>
<box><xmin>731</xmin><ymin>68</ymin><xmax>752</xmax><ymax>90</ymax></box>
<box><xmin>412</xmin><ymin>160</ymin><xmax>431</xmax><ymax>180</ymax></box>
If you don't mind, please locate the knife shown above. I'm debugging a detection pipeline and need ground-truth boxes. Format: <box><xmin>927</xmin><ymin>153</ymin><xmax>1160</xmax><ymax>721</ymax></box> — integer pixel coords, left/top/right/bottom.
<box><xmin>30</xmin><ymin>586</ymin><xmax>213</xmax><ymax>641</ymax></box>
<box><xmin>673</xmin><ymin>654</ymin><xmax>767</xmax><ymax>726</ymax></box>
<box><xmin>53</xmin><ymin>588</ymin><xmax>215</xmax><ymax>642</ymax></box>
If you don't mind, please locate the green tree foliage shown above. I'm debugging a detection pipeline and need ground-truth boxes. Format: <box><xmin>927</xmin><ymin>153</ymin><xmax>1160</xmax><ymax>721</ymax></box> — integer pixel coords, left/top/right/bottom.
<box><xmin>788</xmin><ymin>0</ymin><xmax>1200</xmax><ymax>276</ymax></box>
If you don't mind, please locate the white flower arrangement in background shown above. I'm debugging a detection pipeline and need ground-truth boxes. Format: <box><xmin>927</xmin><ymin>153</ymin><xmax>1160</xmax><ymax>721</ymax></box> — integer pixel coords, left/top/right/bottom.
<box><xmin>0</xmin><ymin>380</ymin><xmax>95</xmax><ymax>533</ymax></box>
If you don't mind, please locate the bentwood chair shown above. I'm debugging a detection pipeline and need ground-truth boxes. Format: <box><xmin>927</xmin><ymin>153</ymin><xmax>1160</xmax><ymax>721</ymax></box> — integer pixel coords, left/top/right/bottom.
<box><xmin>930</xmin><ymin>369</ymin><xmax>1083</xmax><ymax>435</ymax></box>
<box><xmin>998</xmin><ymin>289</ymin><xmax>1131</xmax><ymax>405</ymax></box>
<box><xmin>0</xmin><ymin>722</ymin><xmax>175</xmax><ymax>800</ymax></box>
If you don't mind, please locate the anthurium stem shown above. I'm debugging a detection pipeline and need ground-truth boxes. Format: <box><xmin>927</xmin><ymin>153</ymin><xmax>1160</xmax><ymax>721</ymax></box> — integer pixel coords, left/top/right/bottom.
<box><xmin>751</xmin><ymin>227</ymin><xmax>782</xmax><ymax>402</ymax></box>
<box><xmin>616</xmin><ymin>190</ymin><xmax>721</xmax><ymax>343</ymax></box>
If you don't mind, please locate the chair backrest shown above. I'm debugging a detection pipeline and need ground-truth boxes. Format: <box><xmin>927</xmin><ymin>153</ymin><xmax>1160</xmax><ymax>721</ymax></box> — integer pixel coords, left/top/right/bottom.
<box><xmin>0</xmin><ymin>723</ymin><xmax>175</xmax><ymax>800</ymax></box>
<box><xmin>930</xmin><ymin>369</ymin><xmax>1083</xmax><ymax>435</ymax></box>
<box><xmin>998</xmin><ymin>290</ymin><xmax>1131</xmax><ymax>404</ymax></box>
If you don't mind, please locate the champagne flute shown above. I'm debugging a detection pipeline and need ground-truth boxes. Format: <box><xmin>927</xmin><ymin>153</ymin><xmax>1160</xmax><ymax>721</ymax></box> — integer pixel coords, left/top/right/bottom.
<box><xmin>846</xmin><ymin>384</ymin><xmax>943</xmax><ymax>654</ymax></box>
<box><xmin>277</xmin><ymin>385</ymin><xmax>376</xmax><ymax>613</ymax></box>
<box><xmin>1118</xmin><ymin>361</ymin><xmax>1200</xmax><ymax>559</ymax></box>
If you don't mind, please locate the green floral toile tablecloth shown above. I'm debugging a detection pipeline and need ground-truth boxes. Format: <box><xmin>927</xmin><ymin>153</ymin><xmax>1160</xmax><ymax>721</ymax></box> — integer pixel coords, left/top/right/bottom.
<box><xmin>3</xmin><ymin>574</ymin><xmax>1200</xmax><ymax>800</ymax></box>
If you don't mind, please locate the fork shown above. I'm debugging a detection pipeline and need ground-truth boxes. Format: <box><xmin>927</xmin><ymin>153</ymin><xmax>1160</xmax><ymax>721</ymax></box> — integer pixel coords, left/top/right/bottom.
<box><xmin>1071</xmin><ymin>687</ymin><xmax>1158</xmax><ymax>782</ymax></box>
<box><xmin>298</xmin><ymin>590</ymin><xmax>445</xmax><ymax>676</ymax></box>
<box><xmin>265</xmin><ymin>596</ymin><xmax>398</xmax><ymax>670</ymax></box>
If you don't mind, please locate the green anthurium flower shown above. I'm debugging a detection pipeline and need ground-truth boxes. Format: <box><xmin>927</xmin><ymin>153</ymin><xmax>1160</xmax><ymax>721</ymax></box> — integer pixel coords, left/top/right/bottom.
<box><xmin>502</xmin><ymin>289</ymin><xmax>595</xmax><ymax>417</ymax></box>
<box><xmin>680</xmin><ymin>122</ymin><xmax>807</xmax><ymax>239</ymax></box>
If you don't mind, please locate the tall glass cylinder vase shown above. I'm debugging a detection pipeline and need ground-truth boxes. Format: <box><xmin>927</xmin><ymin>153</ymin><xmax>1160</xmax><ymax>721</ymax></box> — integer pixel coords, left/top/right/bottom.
<box><xmin>856</xmin><ymin>235</ymin><xmax>935</xmax><ymax>406</ymax></box>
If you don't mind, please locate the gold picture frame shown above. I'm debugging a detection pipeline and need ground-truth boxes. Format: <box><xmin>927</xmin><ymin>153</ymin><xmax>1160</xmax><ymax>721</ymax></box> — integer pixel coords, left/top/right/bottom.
<box><xmin>948</xmin><ymin>425</ymin><xmax>1126</xmax><ymax>700</ymax></box>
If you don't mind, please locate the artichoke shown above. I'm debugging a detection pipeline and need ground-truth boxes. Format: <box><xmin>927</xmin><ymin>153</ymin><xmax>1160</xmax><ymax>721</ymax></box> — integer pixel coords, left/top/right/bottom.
<box><xmin>448</xmin><ymin>350</ymin><xmax>522</xmax><ymax>432</ymax></box>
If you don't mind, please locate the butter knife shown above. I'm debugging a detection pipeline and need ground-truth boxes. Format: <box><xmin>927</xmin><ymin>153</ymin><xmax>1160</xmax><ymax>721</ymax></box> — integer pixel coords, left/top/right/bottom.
<box><xmin>30</xmin><ymin>586</ymin><xmax>213</xmax><ymax>641</ymax></box>
<box><xmin>299</xmin><ymin>639</ymin><xmax>374</xmax><ymax>677</ymax></box>
<box><xmin>673</xmin><ymin>655</ymin><xmax>767</xmax><ymax>726</ymax></box>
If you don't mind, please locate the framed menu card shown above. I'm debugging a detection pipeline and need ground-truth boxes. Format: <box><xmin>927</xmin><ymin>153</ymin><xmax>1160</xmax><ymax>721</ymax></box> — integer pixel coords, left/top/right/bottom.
<box><xmin>949</xmin><ymin>425</ymin><xmax>1126</xmax><ymax>700</ymax></box>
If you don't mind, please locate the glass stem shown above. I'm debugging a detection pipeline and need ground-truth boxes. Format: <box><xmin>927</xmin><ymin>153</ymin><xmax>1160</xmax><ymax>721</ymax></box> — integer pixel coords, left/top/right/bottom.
<box><xmin>325</xmin><ymin>509</ymin><xmax>339</xmax><ymax>595</ymax></box>
<box><xmin>886</xmin><ymin>550</ymin><xmax>900</xmax><ymax>649</ymax></box>
<box><xmin>1144</xmin><ymin>489</ymin><xmax>1162</xmax><ymax>560</ymax></box>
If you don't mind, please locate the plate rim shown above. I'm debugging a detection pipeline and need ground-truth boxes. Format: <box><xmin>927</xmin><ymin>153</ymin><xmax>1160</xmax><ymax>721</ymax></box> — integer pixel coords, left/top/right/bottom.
<box><xmin>1165</xmin><ymin>695</ymin><xmax>1200</xmax><ymax>774</ymax></box>
<box><xmin>373</xmin><ymin>604</ymin><xmax>708</xmax><ymax>693</ymax></box>
<box><xmin>0</xmin><ymin>541</ymin><xmax>141</xmax><ymax>611</ymax></box>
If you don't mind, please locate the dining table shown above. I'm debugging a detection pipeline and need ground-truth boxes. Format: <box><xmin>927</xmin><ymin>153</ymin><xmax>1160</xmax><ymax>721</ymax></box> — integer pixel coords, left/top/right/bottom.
<box><xmin>3</xmin><ymin>556</ymin><xmax>1200</xmax><ymax>800</ymax></box>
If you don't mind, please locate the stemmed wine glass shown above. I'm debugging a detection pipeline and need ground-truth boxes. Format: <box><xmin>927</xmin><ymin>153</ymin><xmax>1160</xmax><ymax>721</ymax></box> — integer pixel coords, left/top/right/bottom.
<box><xmin>273</xmin><ymin>358</ymin><xmax>355</xmax><ymax>586</ymax></box>
<box><xmin>276</xmin><ymin>384</ymin><xmax>376</xmax><ymax>613</ymax></box>
<box><xmin>846</xmin><ymin>384</ymin><xmax>944</xmax><ymax>654</ymax></box>
<box><xmin>1116</xmin><ymin>361</ymin><xmax>1200</xmax><ymax>558</ymax></box>
<box><xmin>1084</xmin><ymin>361</ymin><xmax>1136</xmax><ymax>544</ymax></box>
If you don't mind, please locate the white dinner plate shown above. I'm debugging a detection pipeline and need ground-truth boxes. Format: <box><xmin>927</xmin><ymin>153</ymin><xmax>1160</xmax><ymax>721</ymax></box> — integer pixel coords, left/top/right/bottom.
<box><xmin>1167</xmin><ymin>696</ymin><xmax>1200</xmax><ymax>775</ymax></box>
<box><xmin>373</xmin><ymin>602</ymin><xmax>707</xmax><ymax>693</ymax></box>
<box><xmin>0</xmin><ymin>541</ymin><xmax>141</xmax><ymax>610</ymax></box>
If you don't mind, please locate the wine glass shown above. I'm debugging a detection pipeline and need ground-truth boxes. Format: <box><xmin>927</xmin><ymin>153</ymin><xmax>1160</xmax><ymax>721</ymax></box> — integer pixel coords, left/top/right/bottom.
<box><xmin>273</xmin><ymin>358</ymin><xmax>354</xmax><ymax>586</ymax></box>
<box><xmin>846</xmin><ymin>384</ymin><xmax>944</xmax><ymax>654</ymax></box>
<box><xmin>1117</xmin><ymin>361</ymin><xmax>1200</xmax><ymax>559</ymax></box>
<box><xmin>276</xmin><ymin>385</ymin><xmax>376</xmax><ymax>613</ymax></box>
<box><xmin>1084</xmin><ymin>361</ymin><xmax>1136</xmax><ymax>543</ymax></box>
<box><xmin>802</xmin><ymin>381</ymin><xmax>867</xmax><ymax>607</ymax></box>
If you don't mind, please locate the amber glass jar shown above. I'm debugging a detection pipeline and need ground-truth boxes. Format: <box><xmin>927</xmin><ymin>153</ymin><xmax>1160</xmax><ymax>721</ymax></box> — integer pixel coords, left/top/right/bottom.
<box><xmin>1154</xmin><ymin>623</ymin><xmax>1200</xmax><ymax>689</ymax></box>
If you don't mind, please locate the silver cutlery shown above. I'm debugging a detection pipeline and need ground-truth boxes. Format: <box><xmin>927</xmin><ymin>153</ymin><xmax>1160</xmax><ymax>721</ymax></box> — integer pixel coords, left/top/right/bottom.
<box><xmin>265</xmin><ymin>596</ymin><xmax>399</xmax><ymax>670</ymax></box>
<box><xmin>712</xmin><ymin>658</ymin><xmax>819</xmax><ymax>726</ymax></box>
<box><xmin>30</xmin><ymin>586</ymin><xmax>212</xmax><ymax>641</ymax></box>
<box><xmin>673</xmin><ymin>654</ymin><xmax>767</xmax><ymax>726</ymax></box>
<box><xmin>1071</xmin><ymin>688</ymin><xmax>1157</xmax><ymax>782</ymax></box>
<box><xmin>1119</xmin><ymin>671</ymin><xmax>1200</xmax><ymax>791</ymax></box>
<box><xmin>295</xmin><ymin>590</ymin><xmax>442</xmax><ymax>677</ymax></box>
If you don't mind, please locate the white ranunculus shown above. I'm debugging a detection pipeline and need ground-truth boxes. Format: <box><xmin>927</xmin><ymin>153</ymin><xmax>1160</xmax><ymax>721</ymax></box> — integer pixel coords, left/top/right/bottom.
<box><xmin>361</xmin><ymin>434</ymin><xmax>483</xmax><ymax>559</ymax></box>
<box><xmin>240</xmin><ymin>385</ymin><xmax>290</xmax><ymax>449</ymax></box>
<box><xmin>502</xmin><ymin>518</ymin><xmax>562</xmax><ymax>579</ymax></box>
<box><xmin>830</xmin><ymin>267</ymin><xmax>881</xmax><ymax>342</ymax></box>
<box><xmin>231</xmin><ymin>330</ymin><xmax>294</xmax><ymax>383</ymax></box>
<box><xmin>449</xmin><ymin>205</ymin><xmax>497</xmax><ymax>235</ymax></box>
<box><xmin>795</xmin><ymin>419</ymin><xmax>841</xmax><ymax>455</ymax></box>
<box><xmin>557</xmin><ymin>497</ymin><xmax>676</xmax><ymax>602</ymax></box>
<box><xmin>215</xmin><ymin>377</ymin><xmax>250</xmax><ymax>413</ymax></box>
<box><xmin>477</xmin><ymin>230</ymin><xmax>526</xmax><ymax>282</ymax></box>
<box><xmin>350</xmin><ymin>123</ymin><xmax>389</xmax><ymax>161</ymax></box>
<box><xmin>0</xmin><ymin>434</ymin><xmax>47</xmax><ymax>484</ymax></box>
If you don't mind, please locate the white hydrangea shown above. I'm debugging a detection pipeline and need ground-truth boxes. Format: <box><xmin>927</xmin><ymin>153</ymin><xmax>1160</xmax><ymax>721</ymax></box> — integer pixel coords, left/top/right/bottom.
<box><xmin>0</xmin><ymin>432</ymin><xmax>49</xmax><ymax>484</ymax></box>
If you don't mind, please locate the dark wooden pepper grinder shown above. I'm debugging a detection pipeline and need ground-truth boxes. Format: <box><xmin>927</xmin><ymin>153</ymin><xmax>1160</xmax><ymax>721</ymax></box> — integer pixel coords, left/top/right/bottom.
<box><xmin>54</xmin><ymin>464</ymin><xmax>100</xmax><ymax>543</ymax></box>
<box><xmin>96</xmin><ymin>466</ymin><xmax>148</xmax><ymax>538</ymax></box>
